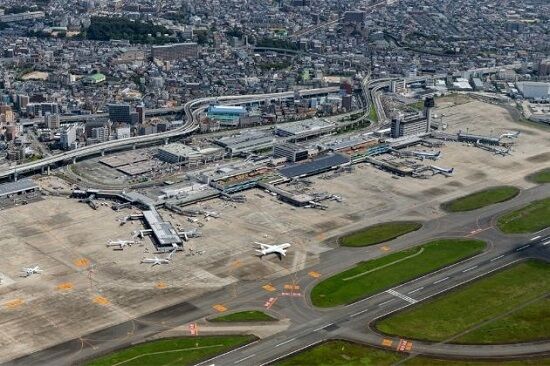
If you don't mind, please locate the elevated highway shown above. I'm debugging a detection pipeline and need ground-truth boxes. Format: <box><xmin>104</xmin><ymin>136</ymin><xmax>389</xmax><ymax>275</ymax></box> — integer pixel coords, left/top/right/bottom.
<box><xmin>2</xmin><ymin>87</ymin><xmax>338</xmax><ymax>181</ymax></box>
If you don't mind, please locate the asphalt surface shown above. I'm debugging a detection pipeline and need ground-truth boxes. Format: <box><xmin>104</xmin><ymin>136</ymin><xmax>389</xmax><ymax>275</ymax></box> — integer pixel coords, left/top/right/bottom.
<box><xmin>7</xmin><ymin>184</ymin><xmax>550</xmax><ymax>366</ymax></box>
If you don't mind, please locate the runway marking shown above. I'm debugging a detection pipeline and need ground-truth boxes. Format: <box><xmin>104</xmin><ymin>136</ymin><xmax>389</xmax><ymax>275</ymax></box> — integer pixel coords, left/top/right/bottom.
<box><xmin>543</xmin><ymin>240</ymin><xmax>550</xmax><ymax>246</ymax></box>
<box><xmin>407</xmin><ymin>287</ymin><xmax>423</xmax><ymax>295</ymax></box>
<box><xmin>189</xmin><ymin>322</ymin><xmax>198</xmax><ymax>336</ymax></box>
<box><xmin>3</xmin><ymin>298</ymin><xmax>24</xmax><ymax>309</ymax></box>
<box><xmin>462</xmin><ymin>265</ymin><xmax>478</xmax><ymax>272</ymax></box>
<box><xmin>386</xmin><ymin>289</ymin><xmax>417</xmax><ymax>304</ymax></box>
<box><xmin>516</xmin><ymin>244</ymin><xmax>530</xmax><ymax>251</ymax></box>
<box><xmin>234</xmin><ymin>354</ymin><xmax>255</xmax><ymax>364</ymax></box>
<box><xmin>531</xmin><ymin>236</ymin><xmax>541</xmax><ymax>241</ymax></box>
<box><xmin>433</xmin><ymin>277</ymin><xmax>450</xmax><ymax>284</ymax></box>
<box><xmin>350</xmin><ymin>309</ymin><xmax>368</xmax><ymax>317</ymax></box>
<box><xmin>313</xmin><ymin>323</ymin><xmax>332</xmax><ymax>332</ymax></box>
<box><xmin>397</xmin><ymin>339</ymin><xmax>413</xmax><ymax>352</ymax></box>
<box><xmin>382</xmin><ymin>339</ymin><xmax>393</xmax><ymax>347</ymax></box>
<box><xmin>262</xmin><ymin>284</ymin><xmax>276</xmax><ymax>292</ymax></box>
<box><xmin>264</xmin><ymin>297</ymin><xmax>278</xmax><ymax>309</ymax></box>
<box><xmin>275</xmin><ymin>338</ymin><xmax>296</xmax><ymax>348</ymax></box>
<box><xmin>490</xmin><ymin>255</ymin><xmax>504</xmax><ymax>261</ymax></box>
<box><xmin>284</xmin><ymin>284</ymin><xmax>300</xmax><ymax>290</ymax></box>
<box><xmin>378</xmin><ymin>299</ymin><xmax>394</xmax><ymax>307</ymax></box>
<box><xmin>156</xmin><ymin>282</ymin><xmax>167</xmax><ymax>289</ymax></box>
<box><xmin>56</xmin><ymin>282</ymin><xmax>74</xmax><ymax>291</ymax></box>
<box><xmin>212</xmin><ymin>304</ymin><xmax>227</xmax><ymax>312</ymax></box>
<box><xmin>74</xmin><ymin>258</ymin><xmax>90</xmax><ymax>267</ymax></box>
<box><xmin>308</xmin><ymin>271</ymin><xmax>321</xmax><ymax>278</ymax></box>
<box><xmin>93</xmin><ymin>296</ymin><xmax>110</xmax><ymax>306</ymax></box>
<box><xmin>381</xmin><ymin>245</ymin><xmax>391</xmax><ymax>252</ymax></box>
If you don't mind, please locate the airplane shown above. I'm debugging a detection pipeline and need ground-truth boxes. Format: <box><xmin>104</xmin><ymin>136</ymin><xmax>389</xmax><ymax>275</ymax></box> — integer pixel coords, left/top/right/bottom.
<box><xmin>430</xmin><ymin>165</ymin><xmax>454</xmax><ymax>176</ymax></box>
<box><xmin>140</xmin><ymin>250</ymin><xmax>177</xmax><ymax>266</ymax></box>
<box><xmin>254</xmin><ymin>242</ymin><xmax>291</xmax><ymax>260</ymax></box>
<box><xmin>204</xmin><ymin>210</ymin><xmax>220</xmax><ymax>219</ymax></box>
<box><xmin>499</xmin><ymin>131</ymin><xmax>520</xmax><ymax>140</ymax></box>
<box><xmin>411</xmin><ymin>150</ymin><xmax>441</xmax><ymax>160</ymax></box>
<box><xmin>106</xmin><ymin>240</ymin><xmax>135</xmax><ymax>250</ymax></box>
<box><xmin>179</xmin><ymin>228</ymin><xmax>202</xmax><ymax>241</ymax></box>
<box><xmin>21</xmin><ymin>266</ymin><xmax>43</xmax><ymax>277</ymax></box>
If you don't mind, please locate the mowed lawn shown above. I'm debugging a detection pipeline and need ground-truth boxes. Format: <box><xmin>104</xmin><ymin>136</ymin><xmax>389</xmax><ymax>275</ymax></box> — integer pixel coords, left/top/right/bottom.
<box><xmin>274</xmin><ymin>340</ymin><xmax>550</xmax><ymax>366</ymax></box>
<box><xmin>339</xmin><ymin>221</ymin><xmax>422</xmax><ymax>247</ymax></box>
<box><xmin>209</xmin><ymin>310</ymin><xmax>276</xmax><ymax>322</ymax></box>
<box><xmin>86</xmin><ymin>335</ymin><xmax>256</xmax><ymax>366</ymax></box>
<box><xmin>311</xmin><ymin>238</ymin><xmax>485</xmax><ymax>308</ymax></box>
<box><xmin>527</xmin><ymin>168</ymin><xmax>550</xmax><ymax>184</ymax></box>
<box><xmin>442</xmin><ymin>186</ymin><xmax>519</xmax><ymax>212</ymax></box>
<box><xmin>375</xmin><ymin>260</ymin><xmax>550</xmax><ymax>343</ymax></box>
<box><xmin>497</xmin><ymin>197</ymin><xmax>550</xmax><ymax>233</ymax></box>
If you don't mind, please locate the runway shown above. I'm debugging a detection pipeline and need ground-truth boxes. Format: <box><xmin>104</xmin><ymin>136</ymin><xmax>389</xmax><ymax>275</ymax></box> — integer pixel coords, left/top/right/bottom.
<box><xmin>7</xmin><ymin>184</ymin><xmax>550</xmax><ymax>366</ymax></box>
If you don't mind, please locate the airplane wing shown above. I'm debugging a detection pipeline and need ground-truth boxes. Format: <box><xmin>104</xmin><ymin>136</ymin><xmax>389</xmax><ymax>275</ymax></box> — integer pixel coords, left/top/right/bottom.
<box><xmin>168</xmin><ymin>250</ymin><xmax>176</xmax><ymax>260</ymax></box>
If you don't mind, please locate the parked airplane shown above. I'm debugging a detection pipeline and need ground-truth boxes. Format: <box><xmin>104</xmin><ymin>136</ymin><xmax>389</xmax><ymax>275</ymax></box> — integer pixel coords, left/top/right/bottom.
<box><xmin>431</xmin><ymin>165</ymin><xmax>454</xmax><ymax>176</ymax></box>
<box><xmin>499</xmin><ymin>131</ymin><xmax>520</xmax><ymax>140</ymax></box>
<box><xmin>140</xmin><ymin>250</ymin><xmax>176</xmax><ymax>266</ymax></box>
<box><xmin>254</xmin><ymin>242</ymin><xmax>291</xmax><ymax>260</ymax></box>
<box><xmin>106</xmin><ymin>240</ymin><xmax>135</xmax><ymax>250</ymax></box>
<box><xmin>178</xmin><ymin>228</ymin><xmax>202</xmax><ymax>241</ymax></box>
<box><xmin>411</xmin><ymin>150</ymin><xmax>441</xmax><ymax>160</ymax></box>
<box><xmin>21</xmin><ymin>266</ymin><xmax>43</xmax><ymax>277</ymax></box>
<box><xmin>204</xmin><ymin>210</ymin><xmax>220</xmax><ymax>219</ymax></box>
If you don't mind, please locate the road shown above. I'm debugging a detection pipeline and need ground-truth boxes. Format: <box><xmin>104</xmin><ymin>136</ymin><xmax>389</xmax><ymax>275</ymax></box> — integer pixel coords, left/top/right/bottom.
<box><xmin>8</xmin><ymin>183</ymin><xmax>549</xmax><ymax>366</ymax></box>
<box><xmin>1</xmin><ymin>87</ymin><xmax>338</xmax><ymax>181</ymax></box>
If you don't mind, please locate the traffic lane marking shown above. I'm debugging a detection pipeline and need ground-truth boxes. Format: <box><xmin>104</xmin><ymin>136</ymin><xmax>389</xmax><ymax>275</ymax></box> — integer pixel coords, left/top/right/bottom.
<box><xmin>407</xmin><ymin>287</ymin><xmax>423</xmax><ymax>295</ymax></box>
<box><xmin>531</xmin><ymin>236</ymin><xmax>541</xmax><ymax>241</ymax></box>
<box><xmin>433</xmin><ymin>277</ymin><xmax>450</xmax><ymax>285</ymax></box>
<box><xmin>462</xmin><ymin>265</ymin><xmax>477</xmax><ymax>273</ymax></box>
<box><xmin>234</xmin><ymin>354</ymin><xmax>255</xmax><ymax>364</ymax></box>
<box><xmin>516</xmin><ymin>244</ymin><xmax>530</xmax><ymax>251</ymax></box>
<box><xmin>490</xmin><ymin>254</ymin><xmax>504</xmax><ymax>261</ymax></box>
<box><xmin>275</xmin><ymin>337</ymin><xmax>296</xmax><ymax>347</ymax></box>
<box><xmin>350</xmin><ymin>309</ymin><xmax>368</xmax><ymax>317</ymax></box>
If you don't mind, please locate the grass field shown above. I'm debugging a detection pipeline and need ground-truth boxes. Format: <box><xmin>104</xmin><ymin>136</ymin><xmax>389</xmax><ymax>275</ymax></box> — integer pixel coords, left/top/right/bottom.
<box><xmin>526</xmin><ymin>168</ymin><xmax>550</xmax><ymax>184</ymax></box>
<box><xmin>441</xmin><ymin>186</ymin><xmax>519</xmax><ymax>212</ymax></box>
<box><xmin>375</xmin><ymin>260</ymin><xmax>550</xmax><ymax>343</ymax></box>
<box><xmin>274</xmin><ymin>340</ymin><xmax>550</xmax><ymax>366</ymax></box>
<box><xmin>86</xmin><ymin>335</ymin><xmax>256</xmax><ymax>366</ymax></box>
<box><xmin>368</xmin><ymin>104</ymin><xmax>378</xmax><ymax>122</ymax></box>
<box><xmin>339</xmin><ymin>221</ymin><xmax>422</xmax><ymax>247</ymax></box>
<box><xmin>497</xmin><ymin>197</ymin><xmax>550</xmax><ymax>233</ymax></box>
<box><xmin>311</xmin><ymin>238</ymin><xmax>485</xmax><ymax>308</ymax></box>
<box><xmin>209</xmin><ymin>310</ymin><xmax>276</xmax><ymax>322</ymax></box>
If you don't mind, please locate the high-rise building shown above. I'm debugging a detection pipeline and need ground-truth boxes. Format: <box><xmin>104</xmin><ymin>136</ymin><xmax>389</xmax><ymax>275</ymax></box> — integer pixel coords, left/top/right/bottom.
<box><xmin>108</xmin><ymin>104</ymin><xmax>132</xmax><ymax>124</ymax></box>
<box><xmin>60</xmin><ymin>125</ymin><xmax>77</xmax><ymax>150</ymax></box>
<box><xmin>45</xmin><ymin>113</ymin><xmax>60</xmax><ymax>129</ymax></box>
<box><xmin>136</xmin><ymin>104</ymin><xmax>145</xmax><ymax>124</ymax></box>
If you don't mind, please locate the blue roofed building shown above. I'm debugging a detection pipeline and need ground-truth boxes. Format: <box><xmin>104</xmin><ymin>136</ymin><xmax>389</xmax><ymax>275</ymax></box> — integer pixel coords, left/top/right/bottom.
<box><xmin>207</xmin><ymin>105</ymin><xmax>247</xmax><ymax>127</ymax></box>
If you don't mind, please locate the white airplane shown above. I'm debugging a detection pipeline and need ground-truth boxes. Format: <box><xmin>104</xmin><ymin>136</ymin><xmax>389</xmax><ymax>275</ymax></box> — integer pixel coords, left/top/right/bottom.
<box><xmin>254</xmin><ymin>242</ymin><xmax>291</xmax><ymax>261</ymax></box>
<box><xmin>204</xmin><ymin>210</ymin><xmax>220</xmax><ymax>219</ymax></box>
<box><xmin>106</xmin><ymin>240</ymin><xmax>135</xmax><ymax>250</ymax></box>
<box><xmin>411</xmin><ymin>150</ymin><xmax>441</xmax><ymax>160</ymax></box>
<box><xmin>179</xmin><ymin>228</ymin><xmax>202</xmax><ymax>241</ymax></box>
<box><xmin>499</xmin><ymin>131</ymin><xmax>520</xmax><ymax>139</ymax></box>
<box><xmin>21</xmin><ymin>266</ymin><xmax>43</xmax><ymax>277</ymax></box>
<box><xmin>140</xmin><ymin>250</ymin><xmax>176</xmax><ymax>266</ymax></box>
<box><xmin>431</xmin><ymin>165</ymin><xmax>454</xmax><ymax>176</ymax></box>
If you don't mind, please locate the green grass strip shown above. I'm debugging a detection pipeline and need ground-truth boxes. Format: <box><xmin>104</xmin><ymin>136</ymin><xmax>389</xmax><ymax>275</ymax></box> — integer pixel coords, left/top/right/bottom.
<box><xmin>497</xmin><ymin>197</ymin><xmax>550</xmax><ymax>233</ymax></box>
<box><xmin>209</xmin><ymin>310</ymin><xmax>277</xmax><ymax>322</ymax></box>
<box><xmin>311</xmin><ymin>238</ymin><xmax>485</xmax><ymax>308</ymax></box>
<box><xmin>442</xmin><ymin>186</ymin><xmax>519</xmax><ymax>212</ymax></box>
<box><xmin>375</xmin><ymin>260</ymin><xmax>550</xmax><ymax>343</ymax></box>
<box><xmin>340</xmin><ymin>221</ymin><xmax>422</xmax><ymax>247</ymax></box>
